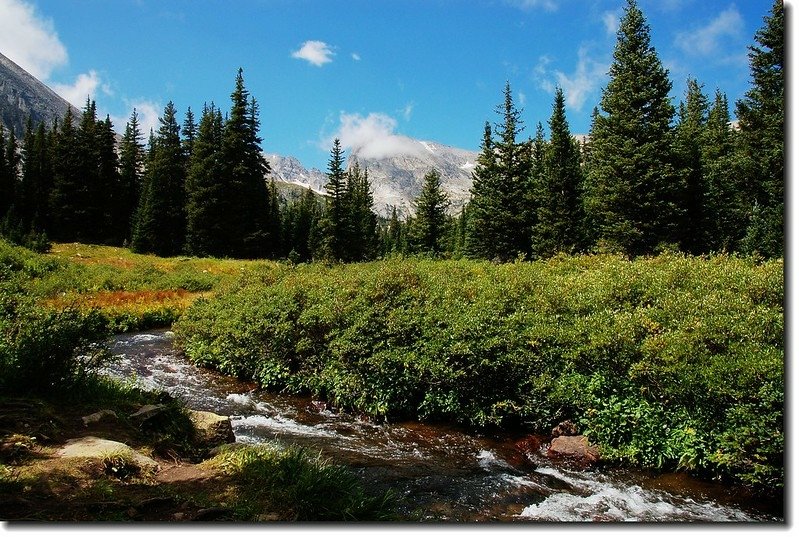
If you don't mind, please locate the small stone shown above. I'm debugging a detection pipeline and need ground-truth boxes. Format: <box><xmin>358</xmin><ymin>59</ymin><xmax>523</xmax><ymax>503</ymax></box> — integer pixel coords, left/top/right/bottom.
<box><xmin>81</xmin><ymin>410</ymin><xmax>118</xmax><ymax>427</ymax></box>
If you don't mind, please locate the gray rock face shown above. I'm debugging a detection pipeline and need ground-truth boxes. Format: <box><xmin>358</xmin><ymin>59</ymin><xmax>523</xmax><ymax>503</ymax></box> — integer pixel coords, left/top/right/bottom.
<box><xmin>348</xmin><ymin>140</ymin><xmax>478</xmax><ymax>218</ymax></box>
<box><xmin>0</xmin><ymin>52</ymin><xmax>77</xmax><ymax>138</ymax></box>
<box><xmin>265</xmin><ymin>153</ymin><xmax>328</xmax><ymax>194</ymax></box>
<box><xmin>265</xmin><ymin>140</ymin><xmax>479</xmax><ymax>219</ymax></box>
<box><xmin>57</xmin><ymin>436</ymin><xmax>160</xmax><ymax>473</ymax></box>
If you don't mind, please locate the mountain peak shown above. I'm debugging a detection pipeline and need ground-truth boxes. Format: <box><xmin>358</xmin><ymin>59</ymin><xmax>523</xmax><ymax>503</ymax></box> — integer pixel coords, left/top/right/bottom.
<box><xmin>0</xmin><ymin>51</ymin><xmax>77</xmax><ymax>137</ymax></box>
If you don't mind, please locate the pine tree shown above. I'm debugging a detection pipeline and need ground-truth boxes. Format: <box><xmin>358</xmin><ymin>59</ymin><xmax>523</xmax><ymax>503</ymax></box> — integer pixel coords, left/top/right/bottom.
<box><xmin>531</xmin><ymin>88</ymin><xmax>585</xmax><ymax>258</ymax></box>
<box><xmin>182</xmin><ymin>106</ymin><xmax>197</xmax><ymax>159</ymax></box>
<box><xmin>0</xmin><ymin>125</ymin><xmax>12</xmax><ymax>219</ymax></box>
<box><xmin>49</xmin><ymin>107</ymin><xmax>83</xmax><ymax>242</ymax></box>
<box><xmin>702</xmin><ymin>90</ymin><xmax>747</xmax><ymax>252</ymax></box>
<box><xmin>408</xmin><ymin>168</ymin><xmax>450</xmax><ymax>255</ymax></box>
<box><xmin>318</xmin><ymin>138</ymin><xmax>349</xmax><ymax>261</ymax></box>
<box><xmin>185</xmin><ymin>104</ymin><xmax>227</xmax><ymax>257</ymax></box>
<box><xmin>131</xmin><ymin>101</ymin><xmax>186</xmax><ymax>256</ymax></box>
<box><xmin>220</xmin><ymin>69</ymin><xmax>273</xmax><ymax>259</ymax></box>
<box><xmin>333</xmin><ymin>160</ymin><xmax>375</xmax><ymax>262</ymax></box>
<box><xmin>97</xmin><ymin>115</ymin><xmax>120</xmax><ymax>243</ymax></box>
<box><xmin>285</xmin><ymin>187</ymin><xmax>321</xmax><ymax>262</ymax></box>
<box><xmin>583</xmin><ymin>0</ymin><xmax>679</xmax><ymax>255</ymax></box>
<box><xmin>672</xmin><ymin>78</ymin><xmax>709</xmax><ymax>254</ymax></box>
<box><xmin>737</xmin><ymin>0</ymin><xmax>784</xmax><ymax>258</ymax></box>
<box><xmin>467</xmin><ymin>83</ymin><xmax>531</xmax><ymax>261</ymax></box>
<box><xmin>18</xmin><ymin>120</ymin><xmax>52</xmax><ymax>234</ymax></box>
<box><xmin>118</xmin><ymin>109</ymin><xmax>145</xmax><ymax>243</ymax></box>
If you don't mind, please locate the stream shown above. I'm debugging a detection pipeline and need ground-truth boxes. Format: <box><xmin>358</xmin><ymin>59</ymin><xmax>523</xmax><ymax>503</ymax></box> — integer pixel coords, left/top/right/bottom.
<box><xmin>103</xmin><ymin>330</ymin><xmax>783</xmax><ymax>523</ymax></box>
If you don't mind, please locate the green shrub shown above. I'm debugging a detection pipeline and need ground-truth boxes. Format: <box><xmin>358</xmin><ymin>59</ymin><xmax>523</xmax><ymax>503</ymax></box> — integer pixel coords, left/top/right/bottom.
<box><xmin>209</xmin><ymin>444</ymin><xmax>396</xmax><ymax>521</ymax></box>
<box><xmin>174</xmin><ymin>253</ymin><xmax>783</xmax><ymax>492</ymax></box>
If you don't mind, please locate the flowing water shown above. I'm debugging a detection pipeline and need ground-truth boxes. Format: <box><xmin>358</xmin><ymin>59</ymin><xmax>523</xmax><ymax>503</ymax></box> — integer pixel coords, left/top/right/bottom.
<box><xmin>104</xmin><ymin>330</ymin><xmax>783</xmax><ymax>523</ymax></box>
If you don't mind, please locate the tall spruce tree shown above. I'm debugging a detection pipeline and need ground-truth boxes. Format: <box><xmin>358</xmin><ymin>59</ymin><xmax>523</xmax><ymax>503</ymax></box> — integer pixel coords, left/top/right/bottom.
<box><xmin>531</xmin><ymin>88</ymin><xmax>585</xmax><ymax>257</ymax></box>
<box><xmin>0</xmin><ymin>125</ymin><xmax>12</xmax><ymax>219</ymax></box>
<box><xmin>702</xmin><ymin>90</ymin><xmax>747</xmax><ymax>252</ymax></box>
<box><xmin>318</xmin><ymin>138</ymin><xmax>349</xmax><ymax>261</ymax></box>
<box><xmin>18</xmin><ymin>120</ymin><xmax>52</xmax><ymax>234</ymax></box>
<box><xmin>131</xmin><ymin>101</ymin><xmax>186</xmax><ymax>256</ymax></box>
<box><xmin>736</xmin><ymin>0</ymin><xmax>784</xmax><ymax>258</ymax></box>
<box><xmin>408</xmin><ymin>168</ymin><xmax>450</xmax><ymax>255</ymax></box>
<box><xmin>118</xmin><ymin>109</ymin><xmax>145</xmax><ymax>243</ymax></box>
<box><xmin>672</xmin><ymin>78</ymin><xmax>709</xmax><ymax>254</ymax></box>
<box><xmin>343</xmin><ymin>160</ymin><xmax>378</xmax><ymax>262</ymax></box>
<box><xmin>185</xmin><ymin>104</ymin><xmax>227</xmax><ymax>257</ymax></box>
<box><xmin>220</xmin><ymin>69</ymin><xmax>273</xmax><ymax>259</ymax></box>
<box><xmin>97</xmin><ymin>115</ymin><xmax>120</xmax><ymax>243</ymax></box>
<box><xmin>467</xmin><ymin>83</ymin><xmax>531</xmax><ymax>261</ymax></box>
<box><xmin>583</xmin><ymin>0</ymin><xmax>679</xmax><ymax>255</ymax></box>
<box><xmin>49</xmin><ymin>107</ymin><xmax>84</xmax><ymax>242</ymax></box>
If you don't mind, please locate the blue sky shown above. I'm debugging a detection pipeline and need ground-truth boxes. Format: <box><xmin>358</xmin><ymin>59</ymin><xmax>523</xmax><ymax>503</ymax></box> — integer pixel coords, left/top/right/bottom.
<box><xmin>0</xmin><ymin>0</ymin><xmax>777</xmax><ymax>170</ymax></box>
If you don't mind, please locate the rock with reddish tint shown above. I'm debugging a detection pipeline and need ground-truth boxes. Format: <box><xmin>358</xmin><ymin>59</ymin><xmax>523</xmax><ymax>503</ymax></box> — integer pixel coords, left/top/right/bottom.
<box><xmin>551</xmin><ymin>420</ymin><xmax>578</xmax><ymax>438</ymax></box>
<box><xmin>515</xmin><ymin>434</ymin><xmax>546</xmax><ymax>457</ymax></box>
<box><xmin>546</xmin><ymin>435</ymin><xmax>600</xmax><ymax>465</ymax></box>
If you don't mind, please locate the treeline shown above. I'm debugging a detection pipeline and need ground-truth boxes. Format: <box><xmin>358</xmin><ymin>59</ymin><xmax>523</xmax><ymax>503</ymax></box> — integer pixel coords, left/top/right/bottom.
<box><xmin>0</xmin><ymin>66</ymin><xmax>391</xmax><ymax>262</ymax></box>
<box><xmin>390</xmin><ymin>0</ymin><xmax>783</xmax><ymax>261</ymax></box>
<box><xmin>0</xmin><ymin>0</ymin><xmax>783</xmax><ymax>262</ymax></box>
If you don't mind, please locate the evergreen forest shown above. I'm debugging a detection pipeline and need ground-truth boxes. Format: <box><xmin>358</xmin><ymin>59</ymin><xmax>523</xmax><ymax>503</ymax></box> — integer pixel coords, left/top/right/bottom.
<box><xmin>0</xmin><ymin>0</ymin><xmax>784</xmax><ymax>263</ymax></box>
<box><xmin>0</xmin><ymin>0</ymin><xmax>786</xmax><ymax>512</ymax></box>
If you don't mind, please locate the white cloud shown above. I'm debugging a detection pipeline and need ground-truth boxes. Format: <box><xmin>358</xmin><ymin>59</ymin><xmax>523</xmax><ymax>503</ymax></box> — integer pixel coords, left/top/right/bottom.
<box><xmin>518</xmin><ymin>91</ymin><xmax>527</xmax><ymax>106</ymax></box>
<box><xmin>536</xmin><ymin>47</ymin><xmax>608</xmax><ymax>111</ymax></box>
<box><xmin>402</xmin><ymin>102</ymin><xmax>414</xmax><ymax>121</ymax></box>
<box><xmin>675</xmin><ymin>5</ymin><xmax>744</xmax><ymax>57</ymax></box>
<box><xmin>602</xmin><ymin>11</ymin><xmax>620</xmax><ymax>35</ymax></box>
<box><xmin>291</xmin><ymin>40</ymin><xmax>335</xmax><ymax>67</ymax></box>
<box><xmin>51</xmin><ymin>70</ymin><xmax>112</xmax><ymax>108</ymax></box>
<box><xmin>351</xmin><ymin>52</ymin><xmax>361</xmax><ymax>61</ymax></box>
<box><xmin>0</xmin><ymin>0</ymin><xmax>68</xmax><ymax>79</ymax></box>
<box><xmin>506</xmin><ymin>0</ymin><xmax>558</xmax><ymax>11</ymax></box>
<box><xmin>325</xmin><ymin>112</ymin><xmax>423</xmax><ymax>160</ymax></box>
<box><xmin>111</xmin><ymin>100</ymin><xmax>162</xmax><ymax>138</ymax></box>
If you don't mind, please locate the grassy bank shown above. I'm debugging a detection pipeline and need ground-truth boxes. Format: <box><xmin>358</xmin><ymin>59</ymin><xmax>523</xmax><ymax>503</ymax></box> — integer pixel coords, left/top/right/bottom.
<box><xmin>1</xmin><ymin>239</ymin><xmax>395</xmax><ymax>521</ymax></box>
<box><xmin>174</xmin><ymin>254</ymin><xmax>784</xmax><ymax>492</ymax></box>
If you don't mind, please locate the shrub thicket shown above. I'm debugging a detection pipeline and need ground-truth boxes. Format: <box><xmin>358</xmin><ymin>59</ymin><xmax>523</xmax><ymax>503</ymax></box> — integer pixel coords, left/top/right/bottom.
<box><xmin>175</xmin><ymin>254</ymin><xmax>783</xmax><ymax>491</ymax></box>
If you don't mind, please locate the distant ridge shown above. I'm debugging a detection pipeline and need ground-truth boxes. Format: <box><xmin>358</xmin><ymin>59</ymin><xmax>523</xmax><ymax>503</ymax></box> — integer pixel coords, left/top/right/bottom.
<box><xmin>0</xmin><ymin>51</ymin><xmax>77</xmax><ymax>137</ymax></box>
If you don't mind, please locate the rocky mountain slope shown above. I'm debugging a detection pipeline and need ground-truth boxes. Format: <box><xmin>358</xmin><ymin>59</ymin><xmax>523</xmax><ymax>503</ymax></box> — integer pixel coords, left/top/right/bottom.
<box><xmin>267</xmin><ymin>141</ymin><xmax>478</xmax><ymax>218</ymax></box>
<box><xmin>348</xmin><ymin>140</ymin><xmax>477</xmax><ymax>217</ymax></box>
<box><xmin>0</xmin><ymin>51</ymin><xmax>77</xmax><ymax>137</ymax></box>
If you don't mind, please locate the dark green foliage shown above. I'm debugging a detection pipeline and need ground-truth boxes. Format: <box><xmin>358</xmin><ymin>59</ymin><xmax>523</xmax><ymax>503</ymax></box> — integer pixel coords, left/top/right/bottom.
<box><xmin>48</xmin><ymin>107</ymin><xmax>83</xmax><ymax>242</ymax></box>
<box><xmin>0</xmin><ymin>259</ymin><xmax>110</xmax><ymax>395</ymax></box>
<box><xmin>467</xmin><ymin>83</ymin><xmax>531</xmax><ymax>261</ymax></box>
<box><xmin>736</xmin><ymin>0</ymin><xmax>784</xmax><ymax>258</ymax></box>
<box><xmin>531</xmin><ymin>88</ymin><xmax>585</xmax><ymax>258</ymax></box>
<box><xmin>175</xmin><ymin>254</ymin><xmax>783</xmax><ymax>491</ymax></box>
<box><xmin>185</xmin><ymin>104</ymin><xmax>227</xmax><ymax>257</ymax></box>
<box><xmin>220</xmin><ymin>70</ymin><xmax>274</xmax><ymax>259</ymax></box>
<box><xmin>343</xmin><ymin>161</ymin><xmax>379</xmax><ymax>262</ymax></box>
<box><xmin>407</xmin><ymin>169</ymin><xmax>450</xmax><ymax>255</ymax></box>
<box><xmin>584</xmin><ymin>0</ymin><xmax>679</xmax><ymax>255</ymax></box>
<box><xmin>0</xmin><ymin>125</ymin><xmax>13</xmax><ymax>219</ymax></box>
<box><xmin>131</xmin><ymin>101</ymin><xmax>186</xmax><ymax>256</ymax></box>
<box><xmin>117</xmin><ymin>109</ymin><xmax>145</xmax><ymax>244</ymax></box>
<box><xmin>672</xmin><ymin>79</ymin><xmax>708</xmax><ymax>254</ymax></box>
<box><xmin>282</xmin><ymin>187</ymin><xmax>322</xmax><ymax>263</ymax></box>
<box><xmin>318</xmin><ymin>139</ymin><xmax>348</xmax><ymax>261</ymax></box>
